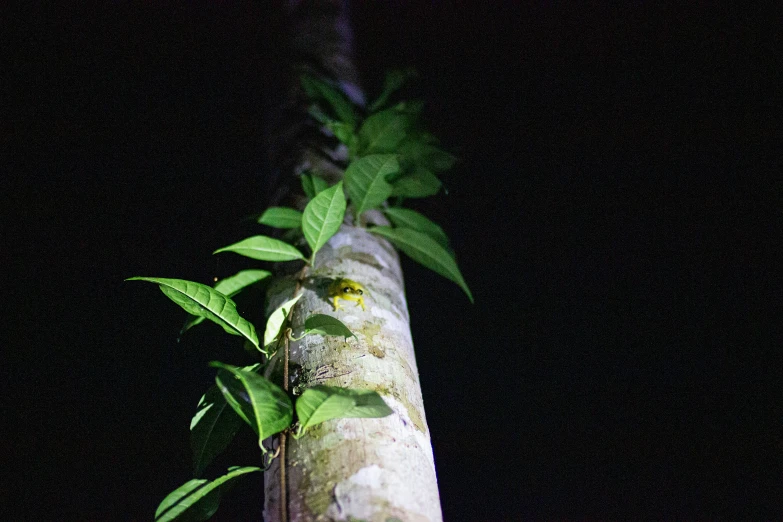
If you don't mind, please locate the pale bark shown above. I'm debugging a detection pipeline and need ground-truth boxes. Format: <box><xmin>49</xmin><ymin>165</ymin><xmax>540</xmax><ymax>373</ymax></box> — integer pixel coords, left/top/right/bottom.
<box><xmin>264</xmin><ymin>224</ymin><xmax>443</xmax><ymax>521</ymax></box>
<box><xmin>262</xmin><ymin>2</ymin><xmax>443</xmax><ymax>520</ymax></box>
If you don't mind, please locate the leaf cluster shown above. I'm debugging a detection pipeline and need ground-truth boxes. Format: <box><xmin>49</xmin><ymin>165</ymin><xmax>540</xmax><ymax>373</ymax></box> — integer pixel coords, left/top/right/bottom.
<box><xmin>129</xmin><ymin>276</ymin><xmax>391</xmax><ymax>521</ymax></box>
<box><xmin>129</xmin><ymin>70</ymin><xmax>474</xmax><ymax>521</ymax></box>
<box><xmin>210</xmin><ymin>71</ymin><xmax>471</xmax><ymax>299</ymax></box>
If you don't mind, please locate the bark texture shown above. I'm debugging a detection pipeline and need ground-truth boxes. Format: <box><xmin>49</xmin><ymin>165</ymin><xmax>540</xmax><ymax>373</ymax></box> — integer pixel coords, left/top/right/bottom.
<box><xmin>262</xmin><ymin>2</ymin><xmax>443</xmax><ymax>520</ymax></box>
<box><xmin>264</xmin><ymin>225</ymin><xmax>442</xmax><ymax>521</ymax></box>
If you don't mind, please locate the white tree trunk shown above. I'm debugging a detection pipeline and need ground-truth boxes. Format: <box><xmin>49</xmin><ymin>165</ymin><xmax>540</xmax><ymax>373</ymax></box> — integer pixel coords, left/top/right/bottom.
<box><xmin>262</xmin><ymin>2</ymin><xmax>443</xmax><ymax>519</ymax></box>
<box><xmin>263</xmin><ymin>223</ymin><xmax>443</xmax><ymax>521</ymax></box>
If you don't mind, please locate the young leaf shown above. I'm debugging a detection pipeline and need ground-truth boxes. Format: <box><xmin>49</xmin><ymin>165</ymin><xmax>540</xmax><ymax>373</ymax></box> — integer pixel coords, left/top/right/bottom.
<box><xmin>369</xmin><ymin>227</ymin><xmax>473</xmax><ymax>302</ymax></box>
<box><xmin>258</xmin><ymin>207</ymin><xmax>303</xmax><ymax>229</ymax></box>
<box><xmin>296</xmin><ymin>386</ymin><xmax>393</xmax><ymax>434</ymax></box>
<box><xmin>390</xmin><ymin>166</ymin><xmax>442</xmax><ymax>198</ymax></box>
<box><xmin>126</xmin><ymin>277</ymin><xmax>260</xmax><ymax>350</ymax></box>
<box><xmin>191</xmin><ymin>386</ymin><xmax>243</xmax><ymax>477</ymax></box>
<box><xmin>154</xmin><ymin>466</ymin><xmax>260</xmax><ymax>522</ymax></box>
<box><xmin>213</xmin><ymin>236</ymin><xmax>305</xmax><ymax>262</ymax></box>
<box><xmin>300</xmin><ymin>314</ymin><xmax>356</xmax><ymax>340</ymax></box>
<box><xmin>181</xmin><ymin>270</ymin><xmax>271</xmax><ymax>336</ymax></box>
<box><xmin>264</xmin><ymin>295</ymin><xmax>302</xmax><ymax>348</ymax></box>
<box><xmin>302</xmin><ymin>181</ymin><xmax>346</xmax><ymax>258</ymax></box>
<box><xmin>344</xmin><ymin>154</ymin><xmax>400</xmax><ymax>218</ymax></box>
<box><xmin>368</xmin><ymin>68</ymin><xmax>417</xmax><ymax>113</ymax></box>
<box><xmin>300</xmin><ymin>74</ymin><xmax>357</xmax><ymax>125</ymax></box>
<box><xmin>211</xmin><ymin>362</ymin><xmax>293</xmax><ymax>443</ymax></box>
<box><xmin>382</xmin><ymin>207</ymin><xmax>449</xmax><ymax>248</ymax></box>
<box><xmin>358</xmin><ymin>108</ymin><xmax>414</xmax><ymax>154</ymax></box>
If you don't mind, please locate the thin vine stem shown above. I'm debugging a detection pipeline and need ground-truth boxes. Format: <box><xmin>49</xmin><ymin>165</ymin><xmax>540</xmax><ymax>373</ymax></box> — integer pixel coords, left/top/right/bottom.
<box><xmin>279</xmin><ymin>430</ymin><xmax>288</xmax><ymax>522</ymax></box>
<box><xmin>279</xmin><ymin>263</ymin><xmax>308</xmax><ymax>522</ymax></box>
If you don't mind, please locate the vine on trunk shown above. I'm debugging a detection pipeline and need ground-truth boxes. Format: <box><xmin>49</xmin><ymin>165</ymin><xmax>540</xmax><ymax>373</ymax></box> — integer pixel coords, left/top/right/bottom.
<box><xmin>129</xmin><ymin>70</ymin><xmax>472</xmax><ymax>521</ymax></box>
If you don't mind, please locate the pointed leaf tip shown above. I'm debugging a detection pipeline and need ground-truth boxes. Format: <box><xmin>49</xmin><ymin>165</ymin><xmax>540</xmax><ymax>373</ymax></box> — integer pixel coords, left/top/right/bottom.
<box><xmin>295</xmin><ymin>386</ymin><xmax>393</xmax><ymax>434</ymax></box>
<box><xmin>302</xmin><ymin>181</ymin><xmax>346</xmax><ymax>258</ymax></box>
<box><xmin>213</xmin><ymin>236</ymin><xmax>305</xmax><ymax>262</ymax></box>
<box><xmin>258</xmin><ymin>207</ymin><xmax>303</xmax><ymax>229</ymax></box>
<box><xmin>370</xmin><ymin>227</ymin><xmax>473</xmax><ymax>302</ymax></box>
<box><xmin>382</xmin><ymin>207</ymin><xmax>450</xmax><ymax>248</ymax></box>
<box><xmin>154</xmin><ymin>466</ymin><xmax>260</xmax><ymax>522</ymax></box>
<box><xmin>302</xmin><ymin>314</ymin><xmax>356</xmax><ymax>340</ymax></box>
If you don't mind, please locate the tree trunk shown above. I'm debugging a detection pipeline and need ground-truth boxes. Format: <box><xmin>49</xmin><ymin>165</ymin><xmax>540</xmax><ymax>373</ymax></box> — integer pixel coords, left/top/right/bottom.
<box><xmin>262</xmin><ymin>1</ymin><xmax>443</xmax><ymax>521</ymax></box>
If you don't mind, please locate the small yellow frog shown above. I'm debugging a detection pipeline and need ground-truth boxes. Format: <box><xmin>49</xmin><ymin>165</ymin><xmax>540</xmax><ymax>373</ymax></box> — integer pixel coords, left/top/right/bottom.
<box><xmin>328</xmin><ymin>278</ymin><xmax>367</xmax><ymax>311</ymax></box>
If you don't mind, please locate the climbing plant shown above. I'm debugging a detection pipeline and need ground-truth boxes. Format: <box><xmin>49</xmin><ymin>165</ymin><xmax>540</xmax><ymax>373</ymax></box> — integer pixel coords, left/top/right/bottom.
<box><xmin>129</xmin><ymin>70</ymin><xmax>472</xmax><ymax>521</ymax></box>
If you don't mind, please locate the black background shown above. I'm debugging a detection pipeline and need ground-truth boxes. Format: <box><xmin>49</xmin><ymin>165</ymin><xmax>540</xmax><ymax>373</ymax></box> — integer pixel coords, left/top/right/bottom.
<box><xmin>4</xmin><ymin>2</ymin><xmax>781</xmax><ymax>520</ymax></box>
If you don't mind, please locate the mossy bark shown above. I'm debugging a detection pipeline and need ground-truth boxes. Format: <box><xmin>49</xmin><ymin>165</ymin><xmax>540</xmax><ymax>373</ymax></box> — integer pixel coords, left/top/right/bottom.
<box><xmin>263</xmin><ymin>225</ymin><xmax>442</xmax><ymax>521</ymax></box>
<box><xmin>262</xmin><ymin>1</ymin><xmax>443</xmax><ymax>519</ymax></box>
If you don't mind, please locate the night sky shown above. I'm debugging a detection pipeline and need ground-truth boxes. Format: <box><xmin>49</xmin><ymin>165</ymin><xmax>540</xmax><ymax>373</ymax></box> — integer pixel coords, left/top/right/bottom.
<box><xmin>4</xmin><ymin>2</ymin><xmax>781</xmax><ymax>520</ymax></box>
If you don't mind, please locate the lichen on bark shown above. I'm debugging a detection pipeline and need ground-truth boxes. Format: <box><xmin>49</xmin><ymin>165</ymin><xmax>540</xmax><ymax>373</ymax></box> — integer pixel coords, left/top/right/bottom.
<box><xmin>263</xmin><ymin>226</ymin><xmax>442</xmax><ymax>521</ymax></box>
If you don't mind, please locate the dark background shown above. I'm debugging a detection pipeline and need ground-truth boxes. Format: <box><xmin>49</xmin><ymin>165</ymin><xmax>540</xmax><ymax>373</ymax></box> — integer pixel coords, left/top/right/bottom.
<box><xmin>4</xmin><ymin>2</ymin><xmax>781</xmax><ymax>520</ymax></box>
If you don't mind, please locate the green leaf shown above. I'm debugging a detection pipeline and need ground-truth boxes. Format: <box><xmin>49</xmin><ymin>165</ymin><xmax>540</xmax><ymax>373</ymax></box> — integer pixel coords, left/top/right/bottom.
<box><xmin>264</xmin><ymin>295</ymin><xmax>302</xmax><ymax>348</ymax></box>
<box><xmin>214</xmin><ymin>236</ymin><xmax>305</xmax><ymax>262</ymax></box>
<box><xmin>302</xmin><ymin>173</ymin><xmax>329</xmax><ymax>200</ymax></box>
<box><xmin>211</xmin><ymin>362</ymin><xmax>293</xmax><ymax>443</ymax></box>
<box><xmin>190</xmin><ymin>386</ymin><xmax>243</xmax><ymax>477</ymax></box>
<box><xmin>307</xmin><ymin>103</ymin><xmax>330</xmax><ymax>125</ymax></box>
<box><xmin>301</xmin><ymin>174</ymin><xmax>315</xmax><ymax>199</ymax></box>
<box><xmin>181</xmin><ymin>316</ymin><xmax>206</xmax><ymax>336</ymax></box>
<box><xmin>325</xmin><ymin>121</ymin><xmax>357</xmax><ymax>147</ymax></box>
<box><xmin>213</xmin><ymin>270</ymin><xmax>271</xmax><ymax>297</ymax></box>
<box><xmin>398</xmin><ymin>139</ymin><xmax>457</xmax><ymax>172</ymax></box>
<box><xmin>180</xmin><ymin>270</ymin><xmax>271</xmax><ymax>336</ymax></box>
<box><xmin>300</xmin><ymin>75</ymin><xmax>357</xmax><ymax>125</ymax></box>
<box><xmin>258</xmin><ymin>207</ymin><xmax>303</xmax><ymax>229</ymax></box>
<box><xmin>382</xmin><ymin>207</ymin><xmax>449</xmax><ymax>248</ymax></box>
<box><xmin>303</xmin><ymin>181</ymin><xmax>346</xmax><ymax>258</ymax></box>
<box><xmin>154</xmin><ymin>466</ymin><xmax>260</xmax><ymax>522</ymax></box>
<box><xmin>344</xmin><ymin>154</ymin><xmax>399</xmax><ymax>218</ymax></box>
<box><xmin>425</xmin><ymin>147</ymin><xmax>457</xmax><ymax>171</ymax></box>
<box><xmin>406</xmin><ymin>130</ymin><xmax>439</xmax><ymax>145</ymax></box>
<box><xmin>389</xmin><ymin>166</ymin><xmax>442</xmax><ymax>198</ymax></box>
<box><xmin>127</xmin><ymin>277</ymin><xmax>260</xmax><ymax>350</ymax></box>
<box><xmin>358</xmin><ymin>108</ymin><xmax>414</xmax><ymax>154</ymax></box>
<box><xmin>392</xmin><ymin>99</ymin><xmax>425</xmax><ymax>117</ymax></box>
<box><xmin>342</xmin><ymin>390</ymin><xmax>394</xmax><ymax>418</ymax></box>
<box><xmin>368</xmin><ymin>68</ymin><xmax>417</xmax><ymax>113</ymax></box>
<box><xmin>369</xmin><ymin>227</ymin><xmax>473</xmax><ymax>302</ymax></box>
<box><xmin>312</xmin><ymin>175</ymin><xmax>328</xmax><ymax>195</ymax></box>
<box><xmin>296</xmin><ymin>386</ymin><xmax>393</xmax><ymax>433</ymax></box>
<box><xmin>301</xmin><ymin>314</ymin><xmax>356</xmax><ymax>340</ymax></box>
